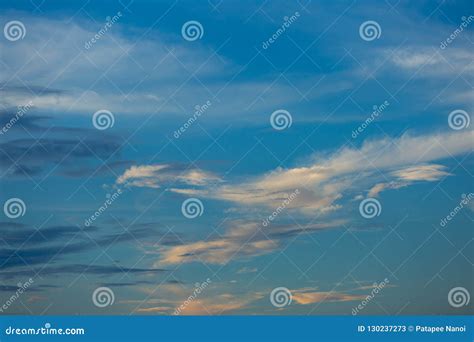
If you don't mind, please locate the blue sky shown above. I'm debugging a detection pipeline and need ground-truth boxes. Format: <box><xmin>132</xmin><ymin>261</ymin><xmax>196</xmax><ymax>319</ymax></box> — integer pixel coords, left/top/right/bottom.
<box><xmin>0</xmin><ymin>0</ymin><xmax>472</xmax><ymax>315</ymax></box>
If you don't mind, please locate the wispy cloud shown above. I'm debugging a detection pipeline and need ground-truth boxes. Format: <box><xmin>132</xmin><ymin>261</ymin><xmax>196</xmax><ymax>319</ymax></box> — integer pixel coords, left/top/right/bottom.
<box><xmin>368</xmin><ymin>164</ymin><xmax>451</xmax><ymax>197</ymax></box>
<box><xmin>291</xmin><ymin>288</ymin><xmax>364</xmax><ymax>305</ymax></box>
<box><xmin>117</xmin><ymin>164</ymin><xmax>220</xmax><ymax>189</ymax></box>
<box><xmin>158</xmin><ymin>220</ymin><xmax>343</xmax><ymax>265</ymax></box>
<box><xmin>392</xmin><ymin>164</ymin><xmax>451</xmax><ymax>181</ymax></box>
<box><xmin>145</xmin><ymin>130</ymin><xmax>472</xmax><ymax>213</ymax></box>
<box><xmin>0</xmin><ymin>15</ymin><xmax>313</xmax><ymax>119</ymax></box>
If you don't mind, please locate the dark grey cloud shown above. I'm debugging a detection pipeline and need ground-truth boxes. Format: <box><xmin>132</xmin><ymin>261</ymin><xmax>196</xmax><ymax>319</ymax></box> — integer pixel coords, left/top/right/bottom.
<box><xmin>0</xmin><ymin>137</ymin><xmax>122</xmax><ymax>178</ymax></box>
<box><xmin>0</xmin><ymin>109</ymin><xmax>128</xmax><ymax>178</ymax></box>
<box><xmin>0</xmin><ymin>241</ymin><xmax>90</xmax><ymax>269</ymax></box>
<box><xmin>42</xmin><ymin>264</ymin><xmax>167</xmax><ymax>276</ymax></box>
<box><xmin>0</xmin><ymin>84</ymin><xmax>65</xmax><ymax>96</ymax></box>
<box><xmin>0</xmin><ymin>222</ymin><xmax>98</xmax><ymax>247</ymax></box>
<box><xmin>60</xmin><ymin>160</ymin><xmax>134</xmax><ymax>178</ymax></box>
<box><xmin>0</xmin><ymin>112</ymin><xmax>50</xmax><ymax>132</ymax></box>
<box><xmin>0</xmin><ymin>264</ymin><xmax>167</xmax><ymax>280</ymax></box>
<box><xmin>0</xmin><ymin>284</ymin><xmax>59</xmax><ymax>293</ymax></box>
<box><xmin>0</xmin><ymin>222</ymin><xmax>181</xmax><ymax>271</ymax></box>
<box><xmin>97</xmin><ymin>279</ymin><xmax>181</xmax><ymax>288</ymax></box>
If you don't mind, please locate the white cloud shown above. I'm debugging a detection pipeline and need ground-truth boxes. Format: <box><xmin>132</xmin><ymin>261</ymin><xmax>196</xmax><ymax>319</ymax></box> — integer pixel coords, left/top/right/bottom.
<box><xmin>392</xmin><ymin>164</ymin><xmax>451</xmax><ymax>181</ymax></box>
<box><xmin>389</xmin><ymin>47</ymin><xmax>474</xmax><ymax>74</ymax></box>
<box><xmin>117</xmin><ymin>164</ymin><xmax>220</xmax><ymax>188</ymax></box>
<box><xmin>157</xmin><ymin>220</ymin><xmax>344</xmax><ymax>265</ymax></box>
<box><xmin>118</xmin><ymin>130</ymin><xmax>472</xmax><ymax>217</ymax></box>
<box><xmin>291</xmin><ymin>288</ymin><xmax>364</xmax><ymax>305</ymax></box>
<box><xmin>166</xmin><ymin>130</ymin><xmax>472</xmax><ymax>213</ymax></box>
<box><xmin>368</xmin><ymin>164</ymin><xmax>451</xmax><ymax>197</ymax></box>
<box><xmin>0</xmin><ymin>15</ymin><xmax>316</xmax><ymax>118</ymax></box>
